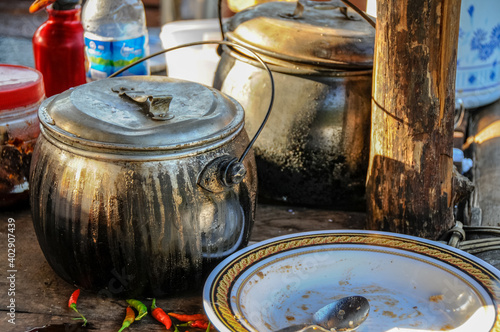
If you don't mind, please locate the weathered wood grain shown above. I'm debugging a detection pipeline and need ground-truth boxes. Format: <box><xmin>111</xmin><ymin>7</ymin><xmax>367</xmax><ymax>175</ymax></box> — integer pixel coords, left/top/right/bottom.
<box><xmin>366</xmin><ymin>0</ymin><xmax>461</xmax><ymax>239</ymax></box>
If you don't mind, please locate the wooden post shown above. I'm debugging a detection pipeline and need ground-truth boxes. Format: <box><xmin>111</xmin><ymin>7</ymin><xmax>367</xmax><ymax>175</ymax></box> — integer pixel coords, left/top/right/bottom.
<box><xmin>366</xmin><ymin>0</ymin><xmax>462</xmax><ymax>239</ymax></box>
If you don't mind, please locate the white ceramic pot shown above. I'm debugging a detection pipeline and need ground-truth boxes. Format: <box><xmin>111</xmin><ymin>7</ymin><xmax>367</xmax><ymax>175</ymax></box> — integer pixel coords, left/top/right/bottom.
<box><xmin>160</xmin><ymin>19</ymin><xmax>222</xmax><ymax>86</ymax></box>
<box><xmin>456</xmin><ymin>0</ymin><xmax>500</xmax><ymax>108</ymax></box>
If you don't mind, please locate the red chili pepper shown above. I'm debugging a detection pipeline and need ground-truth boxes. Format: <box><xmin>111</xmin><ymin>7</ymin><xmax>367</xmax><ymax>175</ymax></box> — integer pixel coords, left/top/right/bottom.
<box><xmin>118</xmin><ymin>306</ymin><xmax>136</xmax><ymax>332</ymax></box>
<box><xmin>68</xmin><ymin>289</ymin><xmax>87</xmax><ymax>326</ymax></box>
<box><xmin>151</xmin><ymin>298</ymin><xmax>172</xmax><ymax>329</ymax></box>
<box><xmin>189</xmin><ymin>319</ymin><xmax>210</xmax><ymax>329</ymax></box>
<box><xmin>168</xmin><ymin>312</ymin><xmax>206</xmax><ymax>322</ymax></box>
<box><xmin>68</xmin><ymin>289</ymin><xmax>79</xmax><ymax>308</ymax></box>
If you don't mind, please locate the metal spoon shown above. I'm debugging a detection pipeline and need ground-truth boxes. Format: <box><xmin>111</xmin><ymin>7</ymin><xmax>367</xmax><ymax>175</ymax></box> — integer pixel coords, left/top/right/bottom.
<box><xmin>275</xmin><ymin>295</ymin><xmax>370</xmax><ymax>332</ymax></box>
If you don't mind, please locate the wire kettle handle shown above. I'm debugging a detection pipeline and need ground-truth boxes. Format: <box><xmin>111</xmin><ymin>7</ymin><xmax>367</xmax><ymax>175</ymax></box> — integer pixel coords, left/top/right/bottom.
<box><xmin>110</xmin><ymin>40</ymin><xmax>275</xmax><ymax>192</ymax></box>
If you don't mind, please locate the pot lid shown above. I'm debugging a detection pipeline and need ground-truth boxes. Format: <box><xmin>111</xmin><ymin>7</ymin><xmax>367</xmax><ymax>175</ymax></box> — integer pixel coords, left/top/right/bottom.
<box><xmin>0</xmin><ymin>64</ymin><xmax>44</xmax><ymax>110</ymax></box>
<box><xmin>224</xmin><ymin>0</ymin><xmax>375</xmax><ymax>69</ymax></box>
<box><xmin>39</xmin><ymin>76</ymin><xmax>244</xmax><ymax>152</ymax></box>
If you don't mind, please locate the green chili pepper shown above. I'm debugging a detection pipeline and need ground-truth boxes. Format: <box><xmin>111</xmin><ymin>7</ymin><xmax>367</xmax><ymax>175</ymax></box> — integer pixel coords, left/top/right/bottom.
<box><xmin>118</xmin><ymin>306</ymin><xmax>135</xmax><ymax>332</ymax></box>
<box><xmin>126</xmin><ymin>299</ymin><xmax>148</xmax><ymax>320</ymax></box>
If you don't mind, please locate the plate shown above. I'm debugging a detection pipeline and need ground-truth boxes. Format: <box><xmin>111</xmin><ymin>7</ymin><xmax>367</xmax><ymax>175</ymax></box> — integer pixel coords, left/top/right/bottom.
<box><xmin>203</xmin><ymin>230</ymin><xmax>500</xmax><ymax>332</ymax></box>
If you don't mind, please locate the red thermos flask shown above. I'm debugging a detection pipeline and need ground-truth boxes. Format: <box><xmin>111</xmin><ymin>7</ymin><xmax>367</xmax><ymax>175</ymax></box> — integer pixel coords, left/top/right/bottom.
<box><xmin>31</xmin><ymin>0</ymin><xmax>86</xmax><ymax>97</ymax></box>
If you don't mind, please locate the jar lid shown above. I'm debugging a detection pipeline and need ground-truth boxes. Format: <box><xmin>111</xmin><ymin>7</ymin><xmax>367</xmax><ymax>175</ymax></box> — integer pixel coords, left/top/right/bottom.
<box><xmin>224</xmin><ymin>0</ymin><xmax>375</xmax><ymax>69</ymax></box>
<box><xmin>0</xmin><ymin>65</ymin><xmax>44</xmax><ymax>110</ymax></box>
<box><xmin>39</xmin><ymin>76</ymin><xmax>245</xmax><ymax>152</ymax></box>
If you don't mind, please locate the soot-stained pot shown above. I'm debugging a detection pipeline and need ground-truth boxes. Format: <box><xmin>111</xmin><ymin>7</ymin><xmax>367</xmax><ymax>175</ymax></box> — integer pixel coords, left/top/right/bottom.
<box><xmin>214</xmin><ymin>0</ymin><xmax>375</xmax><ymax>209</ymax></box>
<box><xmin>29</xmin><ymin>76</ymin><xmax>257</xmax><ymax>297</ymax></box>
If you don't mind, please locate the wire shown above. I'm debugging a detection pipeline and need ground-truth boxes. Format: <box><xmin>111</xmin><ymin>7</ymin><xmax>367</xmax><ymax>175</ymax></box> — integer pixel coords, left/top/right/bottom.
<box><xmin>218</xmin><ymin>0</ymin><xmax>225</xmax><ymax>41</ymax></box>
<box><xmin>340</xmin><ymin>0</ymin><xmax>377</xmax><ymax>28</ymax></box>
<box><xmin>109</xmin><ymin>40</ymin><xmax>275</xmax><ymax>164</ymax></box>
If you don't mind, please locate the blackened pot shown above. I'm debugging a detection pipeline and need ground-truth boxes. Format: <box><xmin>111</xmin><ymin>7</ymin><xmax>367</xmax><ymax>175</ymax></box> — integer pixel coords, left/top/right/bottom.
<box><xmin>214</xmin><ymin>0</ymin><xmax>375</xmax><ymax>209</ymax></box>
<box><xmin>29</xmin><ymin>76</ymin><xmax>257</xmax><ymax>297</ymax></box>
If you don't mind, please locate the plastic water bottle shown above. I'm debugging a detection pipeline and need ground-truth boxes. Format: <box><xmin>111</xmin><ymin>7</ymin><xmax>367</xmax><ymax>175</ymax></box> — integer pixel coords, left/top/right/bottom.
<box><xmin>81</xmin><ymin>0</ymin><xmax>150</xmax><ymax>81</ymax></box>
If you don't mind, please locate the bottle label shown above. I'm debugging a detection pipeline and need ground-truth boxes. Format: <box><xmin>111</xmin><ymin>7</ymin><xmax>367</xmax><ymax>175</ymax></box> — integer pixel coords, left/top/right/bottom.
<box><xmin>84</xmin><ymin>35</ymin><xmax>148</xmax><ymax>80</ymax></box>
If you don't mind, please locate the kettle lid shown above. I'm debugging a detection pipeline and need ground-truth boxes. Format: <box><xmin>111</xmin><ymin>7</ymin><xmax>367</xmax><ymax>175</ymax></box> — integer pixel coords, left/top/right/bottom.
<box><xmin>225</xmin><ymin>0</ymin><xmax>375</xmax><ymax>69</ymax></box>
<box><xmin>39</xmin><ymin>76</ymin><xmax>244</xmax><ymax>152</ymax></box>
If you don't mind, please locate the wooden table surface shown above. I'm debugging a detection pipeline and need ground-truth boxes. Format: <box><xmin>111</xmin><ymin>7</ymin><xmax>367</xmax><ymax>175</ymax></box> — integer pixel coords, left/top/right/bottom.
<box><xmin>0</xmin><ymin>203</ymin><xmax>366</xmax><ymax>332</ymax></box>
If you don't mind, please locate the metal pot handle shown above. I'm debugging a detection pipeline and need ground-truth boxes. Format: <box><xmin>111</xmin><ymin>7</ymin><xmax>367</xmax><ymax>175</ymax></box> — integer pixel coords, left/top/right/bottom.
<box><xmin>338</xmin><ymin>0</ymin><xmax>376</xmax><ymax>28</ymax></box>
<box><xmin>284</xmin><ymin>0</ymin><xmax>376</xmax><ymax>27</ymax></box>
<box><xmin>110</xmin><ymin>41</ymin><xmax>275</xmax><ymax>193</ymax></box>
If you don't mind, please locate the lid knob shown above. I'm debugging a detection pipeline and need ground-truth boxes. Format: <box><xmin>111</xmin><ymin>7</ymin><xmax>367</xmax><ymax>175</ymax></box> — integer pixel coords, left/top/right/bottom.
<box><xmin>112</xmin><ymin>85</ymin><xmax>174</xmax><ymax>121</ymax></box>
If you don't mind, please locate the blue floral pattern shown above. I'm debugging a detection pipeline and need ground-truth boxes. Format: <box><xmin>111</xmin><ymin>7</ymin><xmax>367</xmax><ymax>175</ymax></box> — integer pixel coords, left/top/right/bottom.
<box><xmin>467</xmin><ymin>5</ymin><xmax>474</xmax><ymax>18</ymax></box>
<box><xmin>493</xmin><ymin>25</ymin><xmax>500</xmax><ymax>46</ymax></box>
<box><xmin>471</xmin><ymin>24</ymin><xmax>500</xmax><ymax>61</ymax></box>
<box><xmin>456</xmin><ymin>0</ymin><xmax>500</xmax><ymax>108</ymax></box>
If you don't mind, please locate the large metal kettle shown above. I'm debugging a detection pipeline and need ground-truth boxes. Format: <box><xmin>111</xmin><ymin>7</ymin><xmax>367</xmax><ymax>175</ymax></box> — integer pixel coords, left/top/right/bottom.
<box><xmin>29</xmin><ymin>75</ymin><xmax>262</xmax><ymax>297</ymax></box>
<box><xmin>215</xmin><ymin>0</ymin><xmax>375</xmax><ymax>209</ymax></box>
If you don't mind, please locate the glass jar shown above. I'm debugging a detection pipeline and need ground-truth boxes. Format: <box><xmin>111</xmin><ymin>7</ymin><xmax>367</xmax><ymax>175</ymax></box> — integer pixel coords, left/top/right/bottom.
<box><xmin>0</xmin><ymin>65</ymin><xmax>44</xmax><ymax>207</ymax></box>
